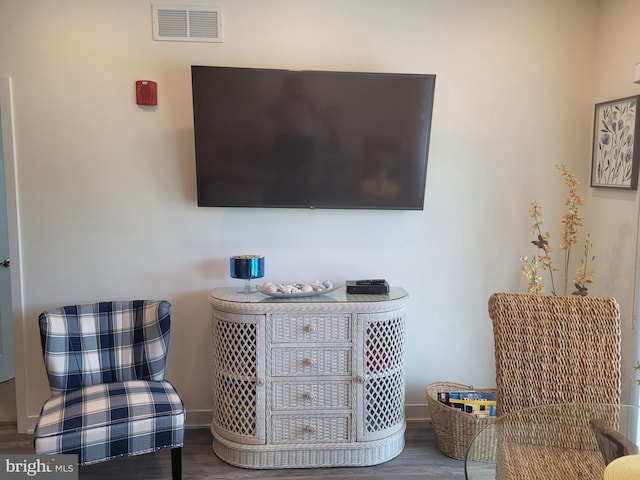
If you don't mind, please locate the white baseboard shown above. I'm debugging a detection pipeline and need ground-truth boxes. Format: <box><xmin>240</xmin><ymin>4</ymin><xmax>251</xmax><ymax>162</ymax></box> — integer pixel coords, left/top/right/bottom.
<box><xmin>405</xmin><ymin>402</ymin><xmax>429</xmax><ymax>422</ymax></box>
<box><xmin>184</xmin><ymin>409</ymin><xmax>212</xmax><ymax>428</ymax></box>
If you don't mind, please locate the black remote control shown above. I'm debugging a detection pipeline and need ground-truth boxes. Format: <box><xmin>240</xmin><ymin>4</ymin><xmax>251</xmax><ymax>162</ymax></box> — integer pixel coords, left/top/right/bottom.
<box><xmin>356</xmin><ymin>279</ymin><xmax>386</xmax><ymax>285</ymax></box>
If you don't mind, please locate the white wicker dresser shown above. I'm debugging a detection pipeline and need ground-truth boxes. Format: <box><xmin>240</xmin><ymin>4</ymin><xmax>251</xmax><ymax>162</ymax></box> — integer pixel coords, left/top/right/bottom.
<box><xmin>208</xmin><ymin>286</ymin><xmax>408</xmax><ymax>469</ymax></box>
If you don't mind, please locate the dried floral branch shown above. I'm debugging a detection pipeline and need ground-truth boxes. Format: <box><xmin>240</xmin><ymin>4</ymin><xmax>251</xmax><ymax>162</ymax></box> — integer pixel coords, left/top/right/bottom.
<box><xmin>521</xmin><ymin>164</ymin><xmax>594</xmax><ymax>296</ymax></box>
<box><xmin>557</xmin><ymin>164</ymin><xmax>583</xmax><ymax>295</ymax></box>
<box><xmin>572</xmin><ymin>234</ymin><xmax>595</xmax><ymax>296</ymax></box>
<box><xmin>528</xmin><ymin>200</ymin><xmax>558</xmax><ymax>295</ymax></box>
<box><xmin>520</xmin><ymin>256</ymin><xmax>545</xmax><ymax>295</ymax></box>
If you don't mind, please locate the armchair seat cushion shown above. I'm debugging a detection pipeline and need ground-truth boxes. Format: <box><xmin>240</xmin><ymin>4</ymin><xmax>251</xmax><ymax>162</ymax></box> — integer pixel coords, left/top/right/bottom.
<box><xmin>34</xmin><ymin>379</ymin><xmax>185</xmax><ymax>465</ymax></box>
<box><xmin>497</xmin><ymin>442</ymin><xmax>605</xmax><ymax>479</ymax></box>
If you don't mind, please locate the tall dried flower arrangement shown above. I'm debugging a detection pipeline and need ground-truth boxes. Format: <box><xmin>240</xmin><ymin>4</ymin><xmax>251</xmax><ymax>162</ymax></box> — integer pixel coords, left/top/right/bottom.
<box><xmin>520</xmin><ymin>164</ymin><xmax>595</xmax><ymax>296</ymax></box>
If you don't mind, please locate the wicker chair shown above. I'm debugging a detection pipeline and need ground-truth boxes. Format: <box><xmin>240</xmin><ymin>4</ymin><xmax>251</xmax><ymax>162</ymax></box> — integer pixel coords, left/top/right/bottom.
<box><xmin>34</xmin><ymin>300</ymin><xmax>185</xmax><ymax>479</ymax></box>
<box><xmin>488</xmin><ymin>293</ymin><xmax>621</xmax><ymax>480</ymax></box>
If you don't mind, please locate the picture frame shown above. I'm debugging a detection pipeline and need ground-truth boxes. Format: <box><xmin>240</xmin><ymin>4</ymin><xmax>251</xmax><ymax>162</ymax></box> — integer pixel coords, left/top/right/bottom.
<box><xmin>591</xmin><ymin>95</ymin><xmax>640</xmax><ymax>190</ymax></box>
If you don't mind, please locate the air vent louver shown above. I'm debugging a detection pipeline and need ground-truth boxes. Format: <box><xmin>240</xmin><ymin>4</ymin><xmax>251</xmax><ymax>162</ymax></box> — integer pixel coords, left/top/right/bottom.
<box><xmin>152</xmin><ymin>5</ymin><xmax>223</xmax><ymax>43</ymax></box>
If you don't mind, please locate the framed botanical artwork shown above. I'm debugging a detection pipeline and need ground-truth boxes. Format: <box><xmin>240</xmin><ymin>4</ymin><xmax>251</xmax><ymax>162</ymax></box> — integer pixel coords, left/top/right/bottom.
<box><xmin>591</xmin><ymin>95</ymin><xmax>640</xmax><ymax>190</ymax></box>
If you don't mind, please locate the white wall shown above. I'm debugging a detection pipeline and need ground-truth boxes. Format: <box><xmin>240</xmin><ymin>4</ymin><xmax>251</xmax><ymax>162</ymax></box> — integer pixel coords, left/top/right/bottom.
<box><xmin>591</xmin><ymin>0</ymin><xmax>640</xmax><ymax>404</ymax></box>
<box><xmin>4</xmin><ymin>0</ymin><xmax>637</xmax><ymax>432</ymax></box>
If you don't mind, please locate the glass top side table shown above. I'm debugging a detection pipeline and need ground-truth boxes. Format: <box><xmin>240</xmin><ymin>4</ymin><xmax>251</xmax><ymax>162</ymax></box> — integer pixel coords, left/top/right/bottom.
<box><xmin>464</xmin><ymin>403</ymin><xmax>640</xmax><ymax>480</ymax></box>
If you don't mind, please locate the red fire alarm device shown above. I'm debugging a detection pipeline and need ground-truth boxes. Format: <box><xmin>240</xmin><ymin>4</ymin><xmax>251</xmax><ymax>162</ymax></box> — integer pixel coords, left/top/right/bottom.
<box><xmin>136</xmin><ymin>80</ymin><xmax>157</xmax><ymax>106</ymax></box>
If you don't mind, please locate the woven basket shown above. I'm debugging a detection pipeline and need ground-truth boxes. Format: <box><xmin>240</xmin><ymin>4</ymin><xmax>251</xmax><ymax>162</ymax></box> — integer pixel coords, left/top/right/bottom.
<box><xmin>426</xmin><ymin>381</ymin><xmax>496</xmax><ymax>462</ymax></box>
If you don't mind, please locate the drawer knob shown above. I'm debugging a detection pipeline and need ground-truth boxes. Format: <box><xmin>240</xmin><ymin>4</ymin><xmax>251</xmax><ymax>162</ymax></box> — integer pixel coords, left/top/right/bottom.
<box><xmin>303</xmin><ymin>392</ymin><xmax>316</xmax><ymax>401</ymax></box>
<box><xmin>356</xmin><ymin>375</ymin><xmax>366</xmax><ymax>384</ymax></box>
<box><xmin>306</xmin><ymin>324</ymin><xmax>318</xmax><ymax>333</ymax></box>
<box><xmin>256</xmin><ymin>377</ymin><xmax>265</xmax><ymax>386</ymax></box>
<box><xmin>305</xmin><ymin>426</ymin><xmax>316</xmax><ymax>434</ymax></box>
<box><xmin>303</xmin><ymin>358</ymin><xmax>316</xmax><ymax>366</ymax></box>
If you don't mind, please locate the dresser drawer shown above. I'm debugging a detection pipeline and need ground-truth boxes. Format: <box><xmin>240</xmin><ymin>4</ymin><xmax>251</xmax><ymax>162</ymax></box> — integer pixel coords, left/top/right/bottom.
<box><xmin>271</xmin><ymin>414</ymin><xmax>351</xmax><ymax>444</ymax></box>
<box><xmin>271</xmin><ymin>314</ymin><xmax>351</xmax><ymax>343</ymax></box>
<box><xmin>272</xmin><ymin>380</ymin><xmax>351</xmax><ymax>410</ymax></box>
<box><xmin>271</xmin><ymin>347</ymin><xmax>351</xmax><ymax>377</ymax></box>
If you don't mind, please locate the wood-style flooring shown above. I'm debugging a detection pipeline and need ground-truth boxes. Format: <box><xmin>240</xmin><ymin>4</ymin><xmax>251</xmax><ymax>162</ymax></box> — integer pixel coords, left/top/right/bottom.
<box><xmin>0</xmin><ymin>422</ymin><xmax>468</xmax><ymax>479</ymax></box>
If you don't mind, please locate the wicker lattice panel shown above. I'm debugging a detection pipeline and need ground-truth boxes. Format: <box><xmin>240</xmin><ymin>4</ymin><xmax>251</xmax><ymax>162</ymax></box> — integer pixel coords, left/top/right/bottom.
<box><xmin>213</xmin><ymin>375</ymin><xmax>257</xmax><ymax>436</ymax></box>
<box><xmin>365</xmin><ymin>371</ymin><xmax>405</xmax><ymax>433</ymax></box>
<box><xmin>212</xmin><ymin>316</ymin><xmax>259</xmax><ymax>437</ymax></box>
<box><xmin>364</xmin><ymin>314</ymin><xmax>405</xmax><ymax>434</ymax></box>
<box><xmin>365</xmin><ymin>314</ymin><xmax>404</xmax><ymax>374</ymax></box>
<box><xmin>213</xmin><ymin>318</ymin><xmax>257</xmax><ymax>375</ymax></box>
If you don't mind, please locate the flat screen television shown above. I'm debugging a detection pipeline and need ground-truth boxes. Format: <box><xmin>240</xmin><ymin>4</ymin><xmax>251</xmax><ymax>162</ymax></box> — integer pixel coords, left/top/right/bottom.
<box><xmin>191</xmin><ymin>65</ymin><xmax>436</xmax><ymax>210</ymax></box>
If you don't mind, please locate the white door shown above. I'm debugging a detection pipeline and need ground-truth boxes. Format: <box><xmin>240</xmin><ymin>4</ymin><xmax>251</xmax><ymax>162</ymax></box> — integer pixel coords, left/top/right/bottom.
<box><xmin>0</xmin><ymin>91</ymin><xmax>14</xmax><ymax>383</ymax></box>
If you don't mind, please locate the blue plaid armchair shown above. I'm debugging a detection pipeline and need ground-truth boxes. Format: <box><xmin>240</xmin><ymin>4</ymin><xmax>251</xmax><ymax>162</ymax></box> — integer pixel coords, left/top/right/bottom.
<box><xmin>34</xmin><ymin>300</ymin><xmax>185</xmax><ymax>479</ymax></box>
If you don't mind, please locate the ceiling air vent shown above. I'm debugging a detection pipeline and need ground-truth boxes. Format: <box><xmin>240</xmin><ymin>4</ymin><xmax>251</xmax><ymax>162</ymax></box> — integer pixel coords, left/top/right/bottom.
<box><xmin>152</xmin><ymin>5</ymin><xmax>223</xmax><ymax>43</ymax></box>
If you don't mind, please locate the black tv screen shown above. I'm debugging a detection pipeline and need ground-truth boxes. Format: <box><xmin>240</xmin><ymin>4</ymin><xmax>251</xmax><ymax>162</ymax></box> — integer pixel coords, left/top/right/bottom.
<box><xmin>191</xmin><ymin>66</ymin><xmax>436</xmax><ymax>210</ymax></box>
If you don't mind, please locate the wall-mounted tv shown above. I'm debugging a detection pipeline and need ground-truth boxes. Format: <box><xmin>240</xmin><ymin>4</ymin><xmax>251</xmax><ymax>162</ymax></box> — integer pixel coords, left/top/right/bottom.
<box><xmin>191</xmin><ymin>66</ymin><xmax>436</xmax><ymax>210</ymax></box>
